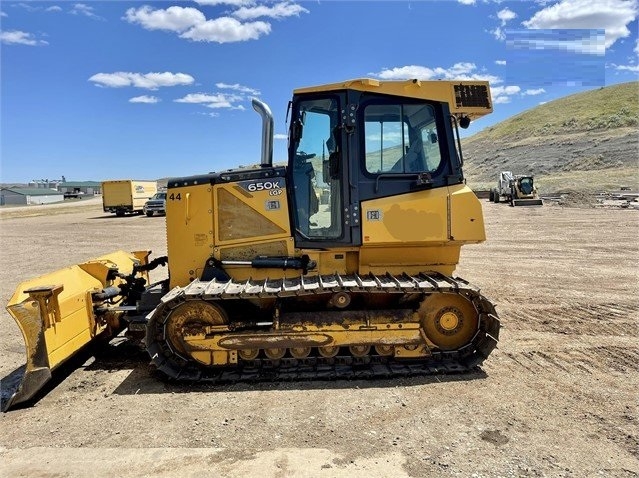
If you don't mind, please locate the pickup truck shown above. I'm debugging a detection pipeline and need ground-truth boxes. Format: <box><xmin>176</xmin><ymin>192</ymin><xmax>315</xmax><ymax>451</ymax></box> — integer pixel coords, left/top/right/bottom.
<box><xmin>143</xmin><ymin>192</ymin><xmax>167</xmax><ymax>216</ymax></box>
<box><xmin>63</xmin><ymin>191</ymin><xmax>84</xmax><ymax>199</ymax></box>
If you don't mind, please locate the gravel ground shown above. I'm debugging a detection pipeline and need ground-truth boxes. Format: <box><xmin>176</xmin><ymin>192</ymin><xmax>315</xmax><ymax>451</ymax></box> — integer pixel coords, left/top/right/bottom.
<box><xmin>0</xmin><ymin>199</ymin><xmax>637</xmax><ymax>477</ymax></box>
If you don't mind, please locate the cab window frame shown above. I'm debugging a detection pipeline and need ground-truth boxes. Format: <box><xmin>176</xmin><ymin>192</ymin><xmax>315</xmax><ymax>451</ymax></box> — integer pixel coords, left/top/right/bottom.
<box><xmin>361</xmin><ymin>99</ymin><xmax>444</xmax><ymax>178</ymax></box>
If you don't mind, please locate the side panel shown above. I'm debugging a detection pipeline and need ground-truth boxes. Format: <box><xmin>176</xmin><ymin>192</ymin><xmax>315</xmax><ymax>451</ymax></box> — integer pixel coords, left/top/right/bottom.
<box><xmin>166</xmin><ymin>183</ymin><xmax>215</xmax><ymax>288</ymax></box>
<box><xmin>214</xmin><ymin>179</ymin><xmax>291</xmax><ymax>246</ymax></box>
<box><xmin>360</xmin><ymin>188</ymin><xmax>449</xmax><ymax>245</ymax></box>
<box><xmin>358</xmin><ymin>185</ymin><xmax>485</xmax><ymax>275</ymax></box>
<box><xmin>448</xmin><ymin>184</ymin><xmax>486</xmax><ymax>242</ymax></box>
<box><xmin>358</xmin><ymin>245</ymin><xmax>461</xmax><ymax>276</ymax></box>
<box><xmin>212</xmin><ymin>179</ymin><xmax>295</xmax><ymax>281</ymax></box>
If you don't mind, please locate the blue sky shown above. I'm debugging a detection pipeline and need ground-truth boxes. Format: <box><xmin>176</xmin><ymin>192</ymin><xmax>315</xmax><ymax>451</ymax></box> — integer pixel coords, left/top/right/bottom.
<box><xmin>1</xmin><ymin>0</ymin><xmax>637</xmax><ymax>184</ymax></box>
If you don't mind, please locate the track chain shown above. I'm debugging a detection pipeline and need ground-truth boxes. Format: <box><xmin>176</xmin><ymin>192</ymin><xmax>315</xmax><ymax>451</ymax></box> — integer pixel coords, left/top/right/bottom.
<box><xmin>145</xmin><ymin>272</ymin><xmax>500</xmax><ymax>383</ymax></box>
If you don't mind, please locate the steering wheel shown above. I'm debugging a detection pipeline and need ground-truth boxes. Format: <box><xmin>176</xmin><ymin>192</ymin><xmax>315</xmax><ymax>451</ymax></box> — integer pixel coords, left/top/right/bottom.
<box><xmin>295</xmin><ymin>151</ymin><xmax>316</xmax><ymax>161</ymax></box>
<box><xmin>294</xmin><ymin>151</ymin><xmax>316</xmax><ymax>169</ymax></box>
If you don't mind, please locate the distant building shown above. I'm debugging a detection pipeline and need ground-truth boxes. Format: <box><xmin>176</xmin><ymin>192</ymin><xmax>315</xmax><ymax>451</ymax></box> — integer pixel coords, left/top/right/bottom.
<box><xmin>28</xmin><ymin>179</ymin><xmax>64</xmax><ymax>189</ymax></box>
<box><xmin>57</xmin><ymin>181</ymin><xmax>102</xmax><ymax>196</ymax></box>
<box><xmin>0</xmin><ymin>188</ymin><xmax>64</xmax><ymax>206</ymax></box>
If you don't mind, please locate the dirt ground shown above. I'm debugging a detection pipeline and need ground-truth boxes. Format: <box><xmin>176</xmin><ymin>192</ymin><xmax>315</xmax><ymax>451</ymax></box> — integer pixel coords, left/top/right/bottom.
<box><xmin>0</xmin><ymin>198</ymin><xmax>637</xmax><ymax>477</ymax></box>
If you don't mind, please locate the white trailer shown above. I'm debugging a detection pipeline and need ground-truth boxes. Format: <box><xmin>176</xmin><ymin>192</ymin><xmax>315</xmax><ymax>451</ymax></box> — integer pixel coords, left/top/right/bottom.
<box><xmin>102</xmin><ymin>180</ymin><xmax>158</xmax><ymax>216</ymax></box>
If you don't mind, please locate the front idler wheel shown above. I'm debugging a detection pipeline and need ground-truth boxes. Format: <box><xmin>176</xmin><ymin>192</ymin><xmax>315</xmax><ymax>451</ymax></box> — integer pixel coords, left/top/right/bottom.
<box><xmin>419</xmin><ymin>293</ymin><xmax>479</xmax><ymax>351</ymax></box>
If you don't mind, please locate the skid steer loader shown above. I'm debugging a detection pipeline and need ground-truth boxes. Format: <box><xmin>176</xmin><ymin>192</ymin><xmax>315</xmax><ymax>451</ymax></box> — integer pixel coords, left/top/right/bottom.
<box><xmin>4</xmin><ymin>78</ymin><xmax>500</xmax><ymax>411</ymax></box>
<box><xmin>490</xmin><ymin>171</ymin><xmax>543</xmax><ymax>206</ymax></box>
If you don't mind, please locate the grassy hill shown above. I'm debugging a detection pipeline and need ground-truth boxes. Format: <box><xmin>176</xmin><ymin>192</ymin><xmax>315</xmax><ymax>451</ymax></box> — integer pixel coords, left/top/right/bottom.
<box><xmin>462</xmin><ymin>82</ymin><xmax>639</xmax><ymax>193</ymax></box>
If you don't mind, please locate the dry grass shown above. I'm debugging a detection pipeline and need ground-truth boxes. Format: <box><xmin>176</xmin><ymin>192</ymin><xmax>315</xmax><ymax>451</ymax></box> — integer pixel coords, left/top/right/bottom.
<box><xmin>474</xmin><ymin>82</ymin><xmax>638</xmax><ymax>140</ymax></box>
<box><xmin>0</xmin><ymin>197</ymin><xmax>103</xmax><ymax>220</ymax></box>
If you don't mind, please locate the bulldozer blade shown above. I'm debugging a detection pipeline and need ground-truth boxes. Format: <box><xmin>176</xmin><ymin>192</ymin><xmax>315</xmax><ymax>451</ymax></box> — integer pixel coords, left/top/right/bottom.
<box><xmin>2</xmin><ymin>250</ymin><xmax>148</xmax><ymax>412</ymax></box>
<box><xmin>513</xmin><ymin>199</ymin><xmax>543</xmax><ymax>206</ymax></box>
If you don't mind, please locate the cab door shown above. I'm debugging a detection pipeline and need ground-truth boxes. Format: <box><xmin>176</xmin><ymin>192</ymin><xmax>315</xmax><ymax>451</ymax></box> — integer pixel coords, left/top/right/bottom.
<box><xmin>287</xmin><ymin>93</ymin><xmax>354</xmax><ymax>248</ymax></box>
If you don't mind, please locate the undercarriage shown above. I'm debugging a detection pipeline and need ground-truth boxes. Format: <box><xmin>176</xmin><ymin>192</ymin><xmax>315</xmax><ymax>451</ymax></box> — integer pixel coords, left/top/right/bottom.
<box><xmin>145</xmin><ymin>272</ymin><xmax>500</xmax><ymax>382</ymax></box>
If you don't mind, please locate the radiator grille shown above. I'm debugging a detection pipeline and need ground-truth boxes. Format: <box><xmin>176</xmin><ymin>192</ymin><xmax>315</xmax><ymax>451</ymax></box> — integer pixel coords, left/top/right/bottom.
<box><xmin>454</xmin><ymin>84</ymin><xmax>491</xmax><ymax>108</ymax></box>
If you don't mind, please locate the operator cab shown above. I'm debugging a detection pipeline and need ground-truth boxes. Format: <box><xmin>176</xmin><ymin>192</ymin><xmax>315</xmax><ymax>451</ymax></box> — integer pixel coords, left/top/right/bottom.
<box><xmin>286</xmin><ymin>83</ymin><xmax>477</xmax><ymax>249</ymax></box>
<box><xmin>518</xmin><ymin>176</ymin><xmax>534</xmax><ymax>195</ymax></box>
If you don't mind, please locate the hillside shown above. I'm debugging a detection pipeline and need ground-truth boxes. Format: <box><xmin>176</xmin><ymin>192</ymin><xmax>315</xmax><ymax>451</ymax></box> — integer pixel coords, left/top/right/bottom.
<box><xmin>462</xmin><ymin>82</ymin><xmax>639</xmax><ymax>193</ymax></box>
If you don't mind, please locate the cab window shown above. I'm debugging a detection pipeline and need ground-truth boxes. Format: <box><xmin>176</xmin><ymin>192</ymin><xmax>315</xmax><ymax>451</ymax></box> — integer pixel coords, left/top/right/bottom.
<box><xmin>364</xmin><ymin>103</ymin><xmax>441</xmax><ymax>174</ymax></box>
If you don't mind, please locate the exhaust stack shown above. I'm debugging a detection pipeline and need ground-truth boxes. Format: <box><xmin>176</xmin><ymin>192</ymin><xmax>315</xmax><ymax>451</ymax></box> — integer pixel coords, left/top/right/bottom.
<box><xmin>251</xmin><ymin>98</ymin><xmax>274</xmax><ymax>168</ymax></box>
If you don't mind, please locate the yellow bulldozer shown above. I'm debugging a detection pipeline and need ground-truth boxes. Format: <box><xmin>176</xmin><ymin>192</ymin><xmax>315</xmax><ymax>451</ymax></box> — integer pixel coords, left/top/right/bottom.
<box><xmin>4</xmin><ymin>78</ymin><xmax>500</xmax><ymax>411</ymax></box>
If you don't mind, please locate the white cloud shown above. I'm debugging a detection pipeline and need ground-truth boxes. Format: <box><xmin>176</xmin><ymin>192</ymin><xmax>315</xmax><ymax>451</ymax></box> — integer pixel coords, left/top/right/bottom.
<box><xmin>612</xmin><ymin>63</ymin><xmax>639</xmax><ymax>72</ymax></box>
<box><xmin>371</xmin><ymin>62</ymin><xmax>502</xmax><ymax>84</ymax></box>
<box><xmin>493</xmin><ymin>96</ymin><xmax>512</xmax><ymax>104</ymax></box>
<box><xmin>493</xmin><ymin>85</ymin><xmax>521</xmax><ymax>96</ymax></box>
<box><xmin>0</xmin><ymin>30</ymin><xmax>48</xmax><ymax>46</ymax></box>
<box><xmin>181</xmin><ymin>17</ymin><xmax>270</xmax><ymax>43</ymax></box>
<box><xmin>635</xmin><ymin>37</ymin><xmax>639</xmax><ymax>55</ymax></box>
<box><xmin>15</xmin><ymin>2</ymin><xmax>39</xmax><ymax>12</ymax></box>
<box><xmin>175</xmin><ymin>92</ymin><xmax>245</xmax><ymax>109</ymax></box>
<box><xmin>498</xmin><ymin>8</ymin><xmax>517</xmax><ymax>26</ymax></box>
<box><xmin>175</xmin><ymin>83</ymin><xmax>258</xmax><ymax>113</ymax></box>
<box><xmin>125</xmin><ymin>5</ymin><xmax>272</xmax><ymax>43</ymax></box>
<box><xmin>233</xmin><ymin>2</ymin><xmax>309</xmax><ymax>20</ymax></box>
<box><xmin>523</xmin><ymin>88</ymin><xmax>546</xmax><ymax>95</ymax></box>
<box><xmin>216</xmin><ymin>82</ymin><xmax>260</xmax><ymax>95</ymax></box>
<box><xmin>0</xmin><ymin>11</ymin><xmax>7</xmax><ymax>17</ymax></box>
<box><xmin>124</xmin><ymin>6</ymin><xmax>206</xmax><ymax>32</ymax></box>
<box><xmin>46</xmin><ymin>6</ymin><xmax>62</xmax><ymax>12</ymax></box>
<box><xmin>129</xmin><ymin>95</ymin><xmax>160</xmax><ymax>104</ymax></box>
<box><xmin>522</xmin><ymin>0</ymin><xmax>638</xmax><ymax>48</ymax></box>
<box><xmin>70</xmin><ymin>3</ymin><xmax>103</xmax><ymax>20</ymax></box>
<box><xmin>89</xmin><ymin>72</ymin><xmax>195</xmax><ymax>89</ymax></box>
<box><xmin>491</xmin><ymin>85</ymin><xmax>521</xmax><ymax>104</ymax></box>
<box><xmin>491</xmin><ymin>27</ymin><xmax>505</xmax><ymax>41</ymax></box>
<box><xmin>175</xmin><ymin>93</ymin><xmax>230</xmax><ymax>104</ymax></box>
<box><xmin>274</xmin><ymin>133</ymin><xmax>288</xmax><ymax>140</ymax></box>
<box><xmin>495</xmin><ymin>60</ymin><xmax>507</xmax><ymax>65</ymax></box>
<box><xmin>457</xmin><ymin>0</ymin><xmax>476</xmax><ymax>4</ymax></box>
<box><xmin>198</xmin><ymin>111</ymin><xmax>221</xmax><ymax>117</ymax></box>
<box><xmin>490</xmin><ymin>7</ymin><xmax>517</xmax><ymax>41</ymax></box>
<box><xmin>195</xmin><ymin>0</ymin><xmax>254</xmax><ymax>5</ymax></box>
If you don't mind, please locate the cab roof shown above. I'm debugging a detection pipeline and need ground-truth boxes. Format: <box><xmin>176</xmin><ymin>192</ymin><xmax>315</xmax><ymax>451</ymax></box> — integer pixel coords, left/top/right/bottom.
<box><xmin>293</xmin><ymin>78</ymin><xmax>493</xmax><ymax>120</ymax></box>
